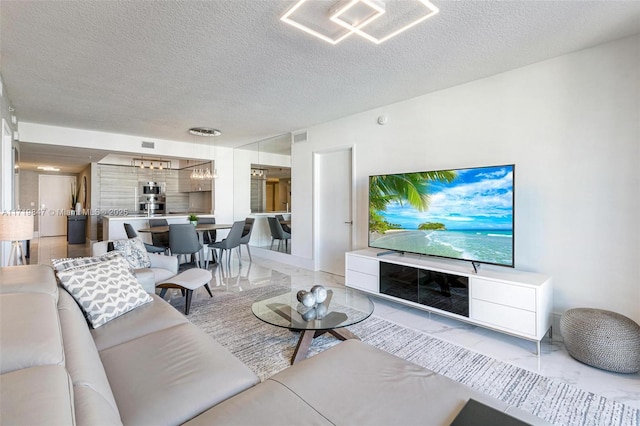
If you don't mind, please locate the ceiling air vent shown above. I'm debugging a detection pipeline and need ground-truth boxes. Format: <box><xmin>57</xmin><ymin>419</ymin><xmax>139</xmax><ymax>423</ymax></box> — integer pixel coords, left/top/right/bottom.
<box><xmin>292</xmin><ymin>131</ymin><xmax>308</xmax><ymax>144</ymax></box>
<box><xmin>141</xmin><ymin>141</ymin><xmax>155</xmax><ymax>149</ymax></box>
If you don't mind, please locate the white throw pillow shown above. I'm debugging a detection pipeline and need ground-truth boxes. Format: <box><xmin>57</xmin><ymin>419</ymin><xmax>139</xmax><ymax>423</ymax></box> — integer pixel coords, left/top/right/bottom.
<box><xmin>111</xmin><ymin>238</ymin><xmax>152</xmax><ymax>269</ymax></box>
<box><xmin>56</xmin><ymin>254</ymin><xmax>153</xmax><ymax>328</ymax></box>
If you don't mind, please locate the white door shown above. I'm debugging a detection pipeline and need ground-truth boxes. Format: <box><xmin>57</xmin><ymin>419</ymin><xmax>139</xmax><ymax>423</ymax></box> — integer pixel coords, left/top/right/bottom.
<box><xmin>316</xmin><ymin>147</ymin><xmax>353</xmax><ymax>275</ymax></box>
<box><xmin>39</xmin><ymin>175</ymin><xmax>76</xmax><ymax>237</ymax></box>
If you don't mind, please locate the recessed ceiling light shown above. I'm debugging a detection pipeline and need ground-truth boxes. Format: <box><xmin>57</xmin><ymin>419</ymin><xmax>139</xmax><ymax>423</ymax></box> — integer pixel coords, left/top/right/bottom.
<box><xmin>189</xmin><ymin>127</ymin><xmax>222</xmax><ymax>137</ymax></box>
<box><xmin>37</xmin><ymin>166</ymin><xmax>60</xmax><ymax>172</ymax></box>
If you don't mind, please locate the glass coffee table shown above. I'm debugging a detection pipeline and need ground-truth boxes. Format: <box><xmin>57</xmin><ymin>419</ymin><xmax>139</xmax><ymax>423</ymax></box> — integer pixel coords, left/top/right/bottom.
<box><xmin>252</xmin><ymin>286</ymin><xmax>374</xmax><ymax>364</ymax></box>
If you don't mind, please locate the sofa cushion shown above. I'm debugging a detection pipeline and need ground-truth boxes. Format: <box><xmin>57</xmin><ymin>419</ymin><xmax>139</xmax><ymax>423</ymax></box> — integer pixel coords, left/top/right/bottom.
<box><xmin>184</xmin><ymin>379</ymin><xmax>333</xmax><ymax>426</ymax></box>
<box><xmin>0</xmin><ymin>264</ymin><xmax>59</xmax><ymax>297</ymax></box>
<box><xmin>56</xmin><ymin>255</ymin><xmax>152</xmax><ymax>328</ymax></box>
<box><xmin>112</xmin><ymin>238</ymin><xmax>152</xmax><ymax>269</ymax></box>
<box><xmin>0</xmin><ymin>365</ymin><xmax>75</xmax><ymax>426</ymax></box>
<box><xmin>0</xmin><ymin>292</ymin><xmax>64</xmax><ymax>374</ymax></box>
<box><xmin>57</xmin><ymin>289</ymin><xmax>122</xmax><ymax>424</ymax></box>
<box><xmin>99</xmin><ymin>322</ymin><xmax>260</xmax><ymax>426</ymax></box>
<box><xmin>91</xmin><ymin>294</ymin><xmax>189</xmax><ymax>351</ymax></box>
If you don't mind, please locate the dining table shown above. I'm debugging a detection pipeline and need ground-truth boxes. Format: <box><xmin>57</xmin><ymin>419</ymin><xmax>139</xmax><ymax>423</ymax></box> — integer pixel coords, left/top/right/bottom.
<box><xmin>137</xmin><ymin>223</ymin><xmax>233</xmax><ymax>234</ymax></box>
<box><xmin>138</xmin><ymin>223</ymin><xmax>233</xmax><ymax>266</ymax></box>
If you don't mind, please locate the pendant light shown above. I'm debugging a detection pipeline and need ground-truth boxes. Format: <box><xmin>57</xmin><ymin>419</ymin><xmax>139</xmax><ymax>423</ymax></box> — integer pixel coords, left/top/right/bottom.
<box><xmin>188</xmin><ymin>127</ymin><xmax>221</xmax><ymax>180</ymax></box>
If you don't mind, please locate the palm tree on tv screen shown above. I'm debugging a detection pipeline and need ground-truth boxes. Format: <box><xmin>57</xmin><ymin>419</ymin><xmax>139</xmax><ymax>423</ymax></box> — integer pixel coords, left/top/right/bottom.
<box><xmin>369</xmin><ymin>171</ymin><xmax>456</xmax><ymax>232</ymax></box>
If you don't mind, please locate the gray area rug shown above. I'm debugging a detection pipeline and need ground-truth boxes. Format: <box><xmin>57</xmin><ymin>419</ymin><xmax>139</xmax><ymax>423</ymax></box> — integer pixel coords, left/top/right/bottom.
<box><xmin>188</xmin><ymin>286</ymin><xmax>639</xmax><ymax>426</ymax></box>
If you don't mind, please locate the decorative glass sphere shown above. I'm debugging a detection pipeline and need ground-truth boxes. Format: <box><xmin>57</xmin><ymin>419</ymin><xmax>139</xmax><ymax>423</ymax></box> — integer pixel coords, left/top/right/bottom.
<box><xmin>316</xmin><ymin>303</ymin><xmax>328</xmax><ymax>319</ymax></box>
<box><xmin>297</xmin><ymin>290</ymin><xmax>316</xmax><ymax>307</ymax></box>
<box><xmin>310</xmin><ymin>285</ymin><xmax>327</xmax><ymax>303</ymax></box>
<box><xmin>301</xmin><ymin>307</ymin><xmax>317</xmax><ymax>321</ymax></box>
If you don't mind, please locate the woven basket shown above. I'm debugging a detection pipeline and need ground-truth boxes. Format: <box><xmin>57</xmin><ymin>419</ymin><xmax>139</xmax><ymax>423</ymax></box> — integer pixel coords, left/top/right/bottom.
<box><xmin>560</xmin><ymin>308</ymin><xmax>640</xmax><ymax>373</ymax></box>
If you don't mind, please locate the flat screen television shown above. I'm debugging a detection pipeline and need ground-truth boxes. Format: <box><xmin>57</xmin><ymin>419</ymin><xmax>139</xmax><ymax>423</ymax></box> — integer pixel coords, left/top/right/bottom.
<box><xmin>369</xmin><ymin>164</ymin><xmax>514</xmax><ymax>268</ymax></box>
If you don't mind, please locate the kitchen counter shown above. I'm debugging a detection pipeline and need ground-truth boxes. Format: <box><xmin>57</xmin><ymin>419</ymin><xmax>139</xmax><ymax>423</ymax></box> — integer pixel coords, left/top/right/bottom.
<box><xmin>104</xmin><ymin>213</ymin><xmax>214</xmax><ymax>220</ymax></box>
<box><xmin>250</xmin><ymin>211</ymin><xmax>291</xmax><ymax>215</ymax></box>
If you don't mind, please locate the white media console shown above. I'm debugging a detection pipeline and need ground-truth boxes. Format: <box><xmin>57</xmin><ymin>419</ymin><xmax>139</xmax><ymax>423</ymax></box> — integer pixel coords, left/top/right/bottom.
<box><xmin>345</xmin><ymin>249</ymin><xmax>553</xmax><ymax>354</ymax></box>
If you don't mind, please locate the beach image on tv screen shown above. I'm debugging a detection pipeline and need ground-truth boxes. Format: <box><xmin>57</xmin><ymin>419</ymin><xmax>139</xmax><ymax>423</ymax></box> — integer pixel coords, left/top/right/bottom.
<box><xmin>369</xmin><ymin>165</ymin><xmax>514</xmax><ymax>266</ymax></box>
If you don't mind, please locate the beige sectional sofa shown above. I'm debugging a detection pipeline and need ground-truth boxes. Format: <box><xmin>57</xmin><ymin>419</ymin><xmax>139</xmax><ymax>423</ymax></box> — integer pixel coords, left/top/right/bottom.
<box><xmin>0</xmin><ymin>264</ymin><xmax>547</xmax><ymax>425</ymax></box>
<box><xmin>0</xmin><ymin>265</ymin><xmax>259</xmax><ymax>425</ymax></box>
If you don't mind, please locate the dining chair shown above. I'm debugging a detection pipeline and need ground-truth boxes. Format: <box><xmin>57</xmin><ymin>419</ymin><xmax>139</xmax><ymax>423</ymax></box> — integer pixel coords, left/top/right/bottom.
<box><xmin>149</xmin><ymin>218</ymin><xmax>171</xmax><ymax>251</ymax></box>
<box><xmin>206</xmin><ymin>221</ymin><xmax>245</xmax><ymax>269</ymax></box>
<box><xmin>169</xmin><ymin>224</ymin><xmax>204</xmax><ymax>270</ymax></box>
<box><xmin>275</xmin><ymin>214</ymin><xmax>291</xmax><ymax>234</ymax></box>
<box><xmin>196</xmin><ymin>217</ymin><xmax>217</xmax><ymax>244</ymax></box>
<box><xmin>195</xmin><ymin>217</ymin><xmax>217</xmax><ymax>264</ymax></box>
<box><xmin>123</xmin><ymin>223</ymin><xmax>166</xmax><ymax>254</ymax></box>
<box><xmin>268</xmin><ymin>216</ymin><xmax>291</xmax><ymax>253</ymax></box>
<box><xmin>239</xmin><ymin>217</ymin><xmax>255</xmax><ymax>262</ymax></box>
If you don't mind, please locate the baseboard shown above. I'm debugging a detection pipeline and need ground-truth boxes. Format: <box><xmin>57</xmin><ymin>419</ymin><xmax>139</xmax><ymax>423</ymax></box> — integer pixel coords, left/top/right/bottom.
<box><xmin>251</xmin><ymin>246</ymin><xmax>314</xmax><ymax>270</ymax></box>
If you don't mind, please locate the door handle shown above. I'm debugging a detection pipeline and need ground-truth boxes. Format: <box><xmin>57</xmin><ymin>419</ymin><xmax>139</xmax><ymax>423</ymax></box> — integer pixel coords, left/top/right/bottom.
<box><xmin>344</xmin><ymin>221</ymin><xmax>353</xmax><ymax>224</ymax></box>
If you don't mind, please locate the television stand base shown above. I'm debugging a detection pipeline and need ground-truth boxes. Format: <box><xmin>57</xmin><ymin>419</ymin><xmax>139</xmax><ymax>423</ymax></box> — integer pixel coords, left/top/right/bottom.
<box><xmin>376</xmin><ymin>250</ymin><xmax>405</xmax><ymax>257</ymax></box>
<box><xmin>346</xmin><ymin>249</ymin><xmax>553</xmax><ymax>355</ymax></box>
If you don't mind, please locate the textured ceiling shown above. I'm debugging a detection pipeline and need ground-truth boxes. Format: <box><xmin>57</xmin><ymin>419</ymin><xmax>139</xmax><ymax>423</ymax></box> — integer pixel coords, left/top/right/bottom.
<box><xmin>2</xmin><ymin>0</ymin><xmax>640</xmax><ymax>152</ymax></box>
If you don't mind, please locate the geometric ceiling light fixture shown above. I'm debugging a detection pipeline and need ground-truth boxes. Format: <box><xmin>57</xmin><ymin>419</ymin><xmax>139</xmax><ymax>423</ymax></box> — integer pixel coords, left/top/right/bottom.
<box><xmin>331</xmin><ymin>0</ymin><xmax>438</xmax><ymax>44</ymax></box>
<box><xmin>328</xmin><ymin>0</ymin><xmax>386</xmax><ymax>33</ymax></box>
<box><xmin>281</xmin><ymin>0</ymin><xmax>366</xmax><ymax>44</ymax></box>
<box><xmin>281</xmin><ymin>0</ymin><xmax>439</xmax><ymax>45</ymax></box>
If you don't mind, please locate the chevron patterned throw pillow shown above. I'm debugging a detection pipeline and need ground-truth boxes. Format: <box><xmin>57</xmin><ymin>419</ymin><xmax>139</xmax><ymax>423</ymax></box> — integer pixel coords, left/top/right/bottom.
<box><xmin>56</xmin><ymin>254</ymin><xmax>153</xmax><ymax>328</ymax></box>
<box><xmin>52</xmin><ymin>251</ymin><xmax>122</xmax><ymax>272</ymax></box>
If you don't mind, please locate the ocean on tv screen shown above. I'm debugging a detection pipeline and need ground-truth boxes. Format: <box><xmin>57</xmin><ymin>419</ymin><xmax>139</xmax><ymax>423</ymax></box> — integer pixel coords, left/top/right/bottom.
<box><xmin>369</xmin><ymin>229</ymin><xmax>513</xmax><ymax>266</ymax></box>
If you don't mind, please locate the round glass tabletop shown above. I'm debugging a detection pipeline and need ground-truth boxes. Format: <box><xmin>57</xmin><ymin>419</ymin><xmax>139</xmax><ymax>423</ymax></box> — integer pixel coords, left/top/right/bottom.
<box><xmin>252</xmin><ymin>286</ymin><xmax>374</xmax><ymax>332</ymax></box>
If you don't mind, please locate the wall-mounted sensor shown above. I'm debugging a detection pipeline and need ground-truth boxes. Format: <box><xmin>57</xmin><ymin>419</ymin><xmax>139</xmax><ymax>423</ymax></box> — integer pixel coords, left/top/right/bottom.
<box><xmin>377</xmin><ymin>115</ymin><xmax>388</xmax><ymax>125</ymax></box>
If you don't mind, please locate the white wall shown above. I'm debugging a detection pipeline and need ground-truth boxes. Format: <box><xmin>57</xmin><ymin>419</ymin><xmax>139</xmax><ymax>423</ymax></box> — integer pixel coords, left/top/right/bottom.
<box><xmin>212</xmin><ymin>145</ymin><xmax>235</xmax><ymax>224</ymax></box>
<box><xmin>293</xmin><ymin>35</ymin><xmax>640</xmax><ymax>322</ymax></box>
<box><xmin>19</xmin><ymin>123</ymin><xmax>220</xmax><ymax>159</ymax></box>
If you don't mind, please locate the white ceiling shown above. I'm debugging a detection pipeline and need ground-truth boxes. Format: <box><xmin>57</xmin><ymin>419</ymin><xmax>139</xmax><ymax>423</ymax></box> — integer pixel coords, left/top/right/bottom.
<box><xmin>2</xmin><ymin>1</ymin><xmax>640</xmax><ymax>170</ymax></box>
